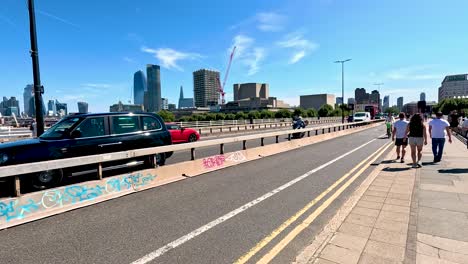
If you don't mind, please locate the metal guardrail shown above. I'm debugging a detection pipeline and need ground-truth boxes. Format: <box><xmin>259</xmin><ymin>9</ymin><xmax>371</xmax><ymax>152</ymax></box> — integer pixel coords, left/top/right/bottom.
<box><xmin>176</xmin><ymin>117</ymin><xmax>341</xmax><ymax>128</ymax></box>
<box><xmin>0</xmin><ymin>120</ymin><xmax>381</xmax><ymax>181</ymax></box>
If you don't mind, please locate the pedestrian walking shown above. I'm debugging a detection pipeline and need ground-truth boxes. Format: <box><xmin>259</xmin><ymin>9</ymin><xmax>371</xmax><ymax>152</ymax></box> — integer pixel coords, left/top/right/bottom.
<box><xmin>30</xmin><ymin>119</ymin><xmax>37</xmax><ymax>138</ymax></box>
<box><xmin>385</xmin><ymin>113</ymin><xmax>395</xmax><ymax>138</ymax></box>
<box><xmin>449</xmin><ymin>110</ymin><xmax>460</xmax><ymax>129</ymax></box>
<box><xmin>429</xmin><ymin>112</ymin><xmax>452</xmax><ymax>162</ymax></box>
<box><xmin>404</xmin><ymin>113</ymin><xmax>427</xmax><ymax>168</ymax></box>
<box><xmin>392</xmin><ymin>112</ymin><xmax>409</xmax><ymax>163</ymax></box>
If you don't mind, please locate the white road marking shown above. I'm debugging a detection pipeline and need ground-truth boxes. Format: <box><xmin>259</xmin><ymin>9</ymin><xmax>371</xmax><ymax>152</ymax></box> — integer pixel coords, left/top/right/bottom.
<box><xmin>130</xmin><ymin>138</ymin><xmax>379</xmax><ymax>264</ymax></box>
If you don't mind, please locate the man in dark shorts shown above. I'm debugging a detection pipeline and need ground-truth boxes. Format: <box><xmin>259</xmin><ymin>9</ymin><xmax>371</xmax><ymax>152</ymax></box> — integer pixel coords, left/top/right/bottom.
<box><xmin>392</xmin><ymin>112</ymin><xmax>409</xmax><ymax>163</ymax></box>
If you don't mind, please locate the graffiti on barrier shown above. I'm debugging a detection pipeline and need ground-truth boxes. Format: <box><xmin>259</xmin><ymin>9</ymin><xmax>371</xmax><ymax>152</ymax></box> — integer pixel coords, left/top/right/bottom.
<box><xmin>225</xmin><ymin>151</ymin><xmax>246</xmax><ymax>163</ymax></box>
<box><xmin>0</xmin><ymin>172</ymin><xmax>156</xmax><ymax>223</ymax></box>
<box><xmin>202</xmin><ymin>155</ymin><xmax>225</xmax><ymax>169</ymax></box>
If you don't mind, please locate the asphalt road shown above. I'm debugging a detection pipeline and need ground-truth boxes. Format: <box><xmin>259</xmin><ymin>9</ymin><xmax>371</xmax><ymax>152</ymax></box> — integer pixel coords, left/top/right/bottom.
<box><xmin>0</xmin><ymin>125</ymin><xmax>392</xmax><ymax>264</ymax></box>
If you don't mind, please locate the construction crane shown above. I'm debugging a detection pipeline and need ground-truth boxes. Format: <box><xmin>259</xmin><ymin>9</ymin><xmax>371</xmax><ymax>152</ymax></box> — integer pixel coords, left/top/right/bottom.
<box><xmin>217</xmin><ymin>46</ymin><xmax>236</xmax><ymax>105</ymax></box>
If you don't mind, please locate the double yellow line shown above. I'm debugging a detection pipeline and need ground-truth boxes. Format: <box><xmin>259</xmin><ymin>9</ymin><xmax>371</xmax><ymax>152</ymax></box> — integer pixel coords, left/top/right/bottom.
<box><xmin>234</xmin><ymin>140</ymin><xmax>393</xmax><ymax>264</ymax></box>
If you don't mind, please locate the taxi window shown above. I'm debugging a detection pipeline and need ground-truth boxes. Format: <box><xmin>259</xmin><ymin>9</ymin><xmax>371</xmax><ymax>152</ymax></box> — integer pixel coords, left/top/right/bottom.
<box><xmin>112</xmin><ymin>116</ymin><xmax>140</xmax><ymax>134</ymax></box>
<box><xmin>142</xmin><ymin>116</ymin><xmax>162</xmax><ymax>131</ymax></box>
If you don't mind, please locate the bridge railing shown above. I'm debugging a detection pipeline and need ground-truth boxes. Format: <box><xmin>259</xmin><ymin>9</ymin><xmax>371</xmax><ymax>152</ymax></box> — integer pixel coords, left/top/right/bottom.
<box><xmin>175</xmin><ymin>117</ymin><xmax>341</xmax><ymax>128</ymax></box>
<box><xmin>0</xmin><ymin>120</ymin><xmax>382</xmax><ymax>196</ymax></box>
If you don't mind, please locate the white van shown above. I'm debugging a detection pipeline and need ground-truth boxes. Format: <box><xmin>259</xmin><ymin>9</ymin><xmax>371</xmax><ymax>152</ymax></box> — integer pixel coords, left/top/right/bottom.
<box><xmin>353</xmin><ymin>112</ymin><xmax>371</xmax><ymax>122</ymax></box>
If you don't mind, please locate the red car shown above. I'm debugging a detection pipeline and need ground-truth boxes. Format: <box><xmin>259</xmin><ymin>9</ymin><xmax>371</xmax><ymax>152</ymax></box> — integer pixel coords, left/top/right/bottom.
<box><xmin>166</xmin><ymin>123</ymin><xmax>200</xmax><ymax>143</ymax></box>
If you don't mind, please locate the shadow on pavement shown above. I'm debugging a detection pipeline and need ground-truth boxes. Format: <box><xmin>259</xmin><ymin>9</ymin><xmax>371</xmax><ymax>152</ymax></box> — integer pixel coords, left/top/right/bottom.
<box><xmin>438</xmin><ymin>168</ymin><xmax>468</xmax><ymax>174</ymax></box>
<box><xmin>422</xmin><ymin>162</ymin><xmax>438</xmax><ymax>166</ymax></box>
<box><xmin>382</xmin><ymin>167</ymin><xmax>411</xmax><ymax>172</ymax></box>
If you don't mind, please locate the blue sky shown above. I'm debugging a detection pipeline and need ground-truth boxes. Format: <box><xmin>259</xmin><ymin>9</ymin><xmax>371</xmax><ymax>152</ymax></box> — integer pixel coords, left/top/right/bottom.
<box><xmin>1</xmin><ymin>0</ymin><xmax>467</xmax><ymax>113</ymax></box>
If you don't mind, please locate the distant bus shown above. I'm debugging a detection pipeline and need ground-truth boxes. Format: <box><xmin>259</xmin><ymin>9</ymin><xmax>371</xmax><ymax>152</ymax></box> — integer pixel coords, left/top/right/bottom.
<box><xmin>364</xmin><ymin>105</ymin><xmax>379</xmax><ymax>119</ymax></box>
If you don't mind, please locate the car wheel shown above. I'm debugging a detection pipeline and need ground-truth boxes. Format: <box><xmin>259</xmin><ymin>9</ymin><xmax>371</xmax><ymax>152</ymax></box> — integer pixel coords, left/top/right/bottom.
<box><xmin>31</xmin><ymin>169</ymin><xmax>63</xmax><ymax>190</ymax></box>
<box><xmin>188</xmin><ymin>134</ymin><xmax>197</xmax><ymax>142</ymax></box>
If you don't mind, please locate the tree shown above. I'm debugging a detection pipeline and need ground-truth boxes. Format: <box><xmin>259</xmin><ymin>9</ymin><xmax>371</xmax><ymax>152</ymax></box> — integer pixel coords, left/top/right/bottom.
<box><xmin>204</xmin><ymin>113</ymin><xmax>217</xmax><ymax>121</ymax></box>
<box><xmin>178</xmin><ymin>116</ymin><xmax>190</xmax><ymax>122</ymax></box>
<box><xmin>260</xmin><ymin>110</ymin><xmax>274</xmax><ymax>119</ymax></box>
<box><xmin>385</xmin><ymin>106</ymin><xmax>400</xmax><ymax>115</ymax></box>
<box><xmin>293</xmin><ymin>108</ymin><xmax>307</xmax><ymax>118</ymax></box>
<box><xmin>157</xmin><ymin>110</ymin><xmax>175</xmax><ymax>122</ymax></box>
<box><xmin>248</xmin><ymin>110</ymin><xmax>261</xmax><ymax>120</ymax></box>
<box><xmin>306</xmin><ymin>108</ymin><xmax>318</xmax><ymax>117</ymax></box>
<box><xmin>215</xmin><ymin>113</ymin><xmax>226</xmax><ymax>120</ymax></box>
<box><xmin>274</xmin><ymin>109</ymin><xmax>292</xmax><ymax>118</ymax></box>
<box><xmin>225</xmin><ymin>113</ymin><xmax>236</xmax><ymax>120</ymax></box>
<box><xmin>331</xmin><ymin>108</ymin><xmax>342</xmax><ymax>117</ymax></box>
<box><xmin>318</xmin><ymin>104</ymin><xmax>334</xmax><ymax>117</ymax></box>
<box><xmin>235</xmin><ymin>111</ymin><xmax>248</xmax><ymax>120</ymax></box>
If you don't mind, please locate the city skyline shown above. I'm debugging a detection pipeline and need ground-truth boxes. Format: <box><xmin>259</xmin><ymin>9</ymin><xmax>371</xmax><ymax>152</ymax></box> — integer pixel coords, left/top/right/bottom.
<box><xmin>1</xmin><ymin>0</ymin><xmax>467</xmax><ymax>112</ymax></box>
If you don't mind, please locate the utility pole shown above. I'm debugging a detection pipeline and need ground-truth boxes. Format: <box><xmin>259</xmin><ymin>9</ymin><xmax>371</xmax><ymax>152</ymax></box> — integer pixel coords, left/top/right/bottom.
<box><xmin>334</xmin><ymin>59</ymin><xmax>352</xmax><ymax>123</ymax></box>
<box><xmin>27</xmin><ymin>0</ymin><xmax>45</xmax><ymax>136</ymax></box>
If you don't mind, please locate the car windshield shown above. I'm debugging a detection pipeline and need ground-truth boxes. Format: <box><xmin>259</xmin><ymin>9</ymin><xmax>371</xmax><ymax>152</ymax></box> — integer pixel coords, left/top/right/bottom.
<box><xmin>354</xmin><ymin>113</ymin><xmax>366</xmax><ymax>117</ymax></box>
<box><xmin>40</xmin><ymin>117</ymin><xmax>82</xmax><ymax>139</ymax></box>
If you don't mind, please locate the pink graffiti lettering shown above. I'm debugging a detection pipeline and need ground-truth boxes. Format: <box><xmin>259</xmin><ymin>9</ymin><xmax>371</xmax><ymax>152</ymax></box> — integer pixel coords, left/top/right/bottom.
<box><xmin>202</xmin><ymin>155</ymin><xmax>225</xmax><ymax>169</ymax></box>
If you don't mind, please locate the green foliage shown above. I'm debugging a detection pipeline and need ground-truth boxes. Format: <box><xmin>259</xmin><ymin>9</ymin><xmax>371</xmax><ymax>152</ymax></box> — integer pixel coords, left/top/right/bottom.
<box><xmin>204</xmin><ymin>113</ymin><xmax>217</xmax><ymax>121</ymax></box>
<box><xmin>318</xmin><ymin>104</ymin><xmax>334</xmax><ymax>117</ymax></box>
<box><xmin>293</xmin><ymin>108</ymin><xmax>307</xmax><ymax>118</ymax></box>
<box><xmin>178</xmin><ymin>116</ymin><xmax>190</xmax><ymax>122</ymax></box>
<box><xmin>435</xmin><ymin>98</ymin><xmax>468</xmax><ymax>114</ymax></box>
<box><xmin>260</xmin><ymin>110</ymin><xmax>275</xmax><ymax>119</ymax></box>
<box><xmin>331</xmin><ymin>108</ymin><xmax>342</xmax><ymax>117</ymax></box>
<box><xmin>225</xmin><ymin>113</ymin><xmax>236</xmax><ymax>120</ymax></box>
<box><xmin>215</xmin><ymin>113</ymin><xmax>226</xmax><ymax>120</ymax></box>
<box><xmin>157</xmin><ymin>110</ymin><xmax>175</xmax><ymax>122</ymax></box>
<box><xmin>306</xmin><ymin>108</ymin><xmax>318</xmax><ymax>117</ymax></box>
<box><xmin>235</xmin><ymin>111</ymin><xmax>248</xmax><ymax>120</ymax></box>
<box><xmin>385</xmin><ymin>106</ymin><xmax>400</xmax><ymax>115</ymax></box>
<box><xmin>274</xmin><ymin>109</ymin><xmax>292</xmax><ymax>118</ymax></box>
<box><xmin>247</xmin><ymin>110</ymin><xmax>261</xmax><ymax>120</ymax></box>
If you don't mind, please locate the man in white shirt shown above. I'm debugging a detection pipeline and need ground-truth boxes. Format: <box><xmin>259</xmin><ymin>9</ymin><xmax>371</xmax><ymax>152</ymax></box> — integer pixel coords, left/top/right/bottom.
<box><xmin>429</xmin><ymin>112</ymin><xmax>452</xmax><ymax>162</ymax></box>
<box><xmin>392</xmin><ymin>113</ymin><xmax>409</xmax><ymax>163</ymax></box>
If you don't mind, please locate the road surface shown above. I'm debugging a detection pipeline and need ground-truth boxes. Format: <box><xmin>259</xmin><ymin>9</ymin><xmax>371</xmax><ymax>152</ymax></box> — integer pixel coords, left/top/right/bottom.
<box><xmin>0</xmin><ymin>125</ymin><xmax>392</xmax><ymax>264</ymax></box>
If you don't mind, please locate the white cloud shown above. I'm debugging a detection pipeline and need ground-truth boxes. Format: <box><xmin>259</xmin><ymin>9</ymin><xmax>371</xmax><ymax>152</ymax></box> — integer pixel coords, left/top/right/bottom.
<box><xmin>385</xmin><ymin>65</ymin><xmax>441</xmax><ymax>81</ymax></box>
<box><xmin>281</xmin><ymin>97</ymin><xmax>300</xmax><ymax>107</ymax></box>
<box><xmin>228</xmin><ymin>35</ymin><xmax>265</xmax><ymax>75</ymax></box>
<box><xmin>141</xmin><ymin>46</ymin><xmax>202</xmax><ymax>71</ymax></box>
<box><xmin>256</xmin><ymin>12</ymin><xmax>286</xmax><ymax>32</ymax></box>
<box><xmin>289</xmin><ymin>51</ymin><xmax>306</xmax><ymax>64</ymax></box>
<box><xmin>80</xmin><ymin>83</ymin><xmax>111</xmax><ymax>89</ymax></box>
<box><xmin>277</xmin><ymin>32</ymin><xmax>319</xmax><ymax>64</ymax></box>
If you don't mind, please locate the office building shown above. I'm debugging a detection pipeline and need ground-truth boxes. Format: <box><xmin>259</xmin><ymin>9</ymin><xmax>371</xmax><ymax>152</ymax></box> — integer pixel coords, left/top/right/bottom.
<box><xmin>438</xmin><ymin>74</ymin><xmax>468</xmax><ymax>101</ymax></box>
<box><xmin>336</xmin><ymin>97</ymin><xmax>343</xmax><ymax>105</ymax></box>
<box><xmin>55</xmin><ymin>100</ymin><xmax>68</xmax><ymax>116</ymax></box>
<box><xmin>420</xmin><ymin>92</ymin><xmax>426</xmax><ymax>101</ymax></box>
<box><xmin>397</xmin><ymin>97</ymin><xmax>404</xmax><ymax>111</ymax></box>
<box><xmin>0</xmin><ymin>97</ymin><xmax>20</xmax><ymax>116</ymax></box>
<box><xmin>47</xmin><ymin>100</ymin><xmax>56</xmax><ymax>116</ymax></box>
<box><xmin>23</xmin><ymin>84</ymin><xmax>34</xmax><ymax>116</ymax></box>
<box><xmin>133</xmin><ymin>70</ymin><xmax>147</xmax><ymax>105</ymax></box>
<box><xmin>300</xmin><ymin>94</ymin><xmax>335</xmax><ymax>110</ymax></box>
<box><xmin>383</xmin><ymin>95</ymin><xmax>390</xmax><ymax>112</ymax></box>
<box><xmin>178</xmin><ymin>86</ymin><xmax>195</xmax><ymax>109</ymax></box>
<box><xmin>168</xmin><ymin>104</ymin><xmax>176</xmax><ymax>111</ymax></box>
<box><xmin>193</xmin><ymin>69</ymin><xmax>220</xmax><ymax>107</ymax></box>
<box><xmin>146</xmin><ymin>64</ymin><xmax>161</xmax><ymax>112</ymax></box>
<box><xmin>370</xmin><ymin>90</ymin><xmax>380</xmax><ymax>105</ymax></box>
<box><xmin>233</xmin><ymin>83</ymin><xmax>269</xmax><ymax>101</ymax></box>
<box><xmin>403</xmin><ymin>101</ymin><xmax>437</xmax><ymax>115</ymax></box>
<box><xmin>355</xmin><ymin>88</ymin><xmax>368</xmax><ymax>104</ymax></box>
<box><xmin>27</xmin><ymin>96</ymin><xmax>46</xmax><ymax>117</ymax></box>
<box><xmin>77</xmin><ymin>101</ymin><xmax>89</xmax><ymax>113</ymax></box>
<box><xmin>347</xmin><ymin>98</ymin><xmax>355</xmax><ymax>105</ymax></box>
<box><xmin>110</xmin><ymin>101</ymin><xmax>144</xmax><ymax>112</ymax></box>
<box><xmin>161</xmin><ymin>98</ymin><xmax>168</xmax><ymax>110</ymax></box>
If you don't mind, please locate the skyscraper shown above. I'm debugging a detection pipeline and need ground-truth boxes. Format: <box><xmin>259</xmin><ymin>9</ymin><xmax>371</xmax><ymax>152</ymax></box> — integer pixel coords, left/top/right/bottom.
<box><xmin>397</xmin><ymin>97</ymin><xmax>404</xmax><ymax>111</ymax></box>
<box><xmin>28</xmin><ymin>97</ymin><xmax>46</xmax><ymax>117</ymax></box>
<box><xmin>133</xmin><ymin>70</ymin><xmax>146</xmax><ymax>105</ymax></box>
<box><xmin>370</xmin><ymin>90</ymin><xmax>380</xmax><ymax>105</ymax></box>
<box><xmin>420</xmin><ymin>92</ymin><xmax>426</xmax><ymax>101</ymax></box>
<box><xmin>55</xmin><ymin>100</ymin><xmax>68</xmax><ymax>116</ymax></box>
<box><xmin>193</xmin><ymin>69</ymin><xmax>220</xmax><ymax>107</ymax></box>
<box><xmin>178</xmin><ymin>86</ymin><xmax>195</xmax><ymax>109</ymax></box>
<box><xmin>383</xmin><ymin>95</ymin><xmax>390</xmax><ymax>111</ymax></box>
<box><xmin>23</xmin><ymin>84</ymin><xmax>33</xmax><ymax>116</ymax></box>
<box><xmin>77</xmin><ymin>101</ymin><xmax>89</xmax><ymax>113</ymax></box>
<box><xmin>161</xmin><ymin>98</ymin><xmax>168</xmax><ymax>110</ymax></box>
<box><xmin>355</xmin><ymin>88</ymin><xmax>368</xmax><ymax>104</ymax></box>
<box><xmin>146</xmin><ymin>64</ymin><xmax>161</xmax><ymax>112</ymax></box>
<box><xmin>47</xmin><ymin>100</ymin><xmax>56</xmax><ymax>116</ymax></box>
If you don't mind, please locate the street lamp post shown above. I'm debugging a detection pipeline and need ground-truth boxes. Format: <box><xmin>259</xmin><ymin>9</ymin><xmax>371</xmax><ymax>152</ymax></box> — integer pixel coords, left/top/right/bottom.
<box><xmin>27</xmin><ymin>0</ymin><xmax>45</xmax><ymax>136</ymax></box>
<box><xmin>334</xmin><ymin>59</ymin><xmax>351</xmax><ymax>123</ymax></box>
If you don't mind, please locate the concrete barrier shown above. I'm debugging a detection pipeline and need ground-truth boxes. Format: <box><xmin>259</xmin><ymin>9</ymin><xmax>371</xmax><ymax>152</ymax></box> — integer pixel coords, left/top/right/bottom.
<box><xmin>0</xmin><ymin>121</ymin><xmax>382</xmax><ymax>229</ymax></box>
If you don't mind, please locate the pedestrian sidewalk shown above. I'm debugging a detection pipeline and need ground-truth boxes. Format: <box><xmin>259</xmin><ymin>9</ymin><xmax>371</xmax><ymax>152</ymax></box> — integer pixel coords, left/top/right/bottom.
<box><xmin>295</xmin><ymin>135</ymin><xmax>468</xmax><ymax>264</ymax></box>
